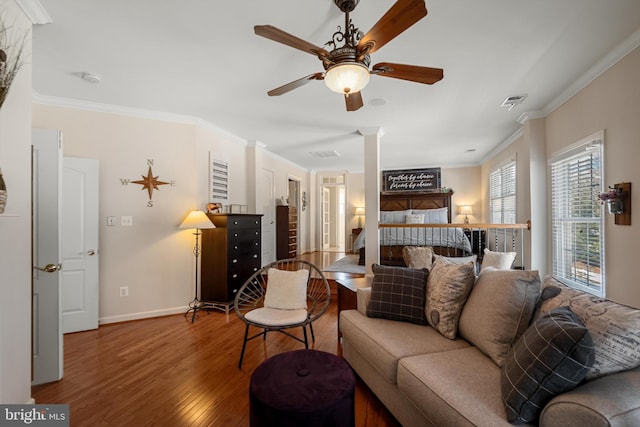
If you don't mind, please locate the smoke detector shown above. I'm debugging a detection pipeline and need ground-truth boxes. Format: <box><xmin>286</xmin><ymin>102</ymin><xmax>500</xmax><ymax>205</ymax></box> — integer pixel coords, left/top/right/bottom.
<box><xmin>80</xmin><ymin>72</ymin><xmax>101</xmax><ymax>84</ymax></box>
<box><xmin>501</xmin><ymin>94</ymin><xmax>527</xmax><ymax>111</ymax></box>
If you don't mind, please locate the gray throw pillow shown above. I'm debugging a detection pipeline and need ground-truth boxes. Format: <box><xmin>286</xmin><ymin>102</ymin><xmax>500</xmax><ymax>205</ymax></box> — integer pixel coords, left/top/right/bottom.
<box><xmin>366</xmin><ymin>264</ymin><xmax>428</xmax><ymax>325</ymax></box>
<box><xmin>501</xmin><ymin>306</ymin><xmax>595</xmax><ymax>424</ymax></box>
<box><xmin>459</xmin><ymin>269</ymin><xmax>541</xmax><ymax>366</ymax></box>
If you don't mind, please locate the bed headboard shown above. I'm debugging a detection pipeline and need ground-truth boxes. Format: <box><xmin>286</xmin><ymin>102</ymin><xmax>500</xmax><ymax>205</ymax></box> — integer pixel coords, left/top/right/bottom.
<box><xmin>380</xmin><ymin>191</ymin><xmax>454</xmax><ymax>222</ymax></box>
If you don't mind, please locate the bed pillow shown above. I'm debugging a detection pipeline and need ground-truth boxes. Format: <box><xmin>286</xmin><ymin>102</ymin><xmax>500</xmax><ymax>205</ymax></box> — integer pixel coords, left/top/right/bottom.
<box><xmin>501</xmin><ymin>306</ymin><xmax>595</xmax><ymax>424</ymax></box>
<box><xmin>264</xmin><ymin>268</ymin><xmax>309</xmax><ymax>310</ymax></box>
<box><xmin>459</xmin><ymin>268</ymin><xmax>541</xmax><ymax>366</ymax></box>
<box><xmin>366</xmin><ymin>264</ymin><xmax>428</xmax><ymax>325</ymax></box>
<box><xmin>480</xmin><ymin>248</ymin><xmax>516</xmax><ymax>271</ymax></box>
<box><xmin>402</xmin><ymin>246</ymin><xmax>434</xmax><ymax>271</ymax></box>
<box><xmin>380</xmin><ymin>209</ymin><xmax>412</xmax><ymax>224</ymax></box>
<box><xmin>405</xmin><ymin>213</ymin><xmax>425</xmax><ymax>224</ymax></box>
<box><xmin>425</xmin><ymin>256</ymin><xmax>476</xmax><ymax>339</ymax></box>
<box><xmin>537</xmin><ymin>275</ymin><xmax>640</xmax><ymax>380</ymax></box>
<box><xmin>411</xmin><ymin>207</ymin><xmax>448</xmax><ymax>224</ymax></box>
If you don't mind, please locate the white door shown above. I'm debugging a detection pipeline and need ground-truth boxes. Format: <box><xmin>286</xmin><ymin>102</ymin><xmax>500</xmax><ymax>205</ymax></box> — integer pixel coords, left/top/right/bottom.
<box><xmin>32</xmin><ymin>128</ymin><xmax>63</xmax><ymax>385</ymax></box>
<box><xmin>322</xmin><ymin>187</ymin><xmax>330</xmax><ymax>250</ymax></box>
<box><xmin>62</xmin><ymin>157</ymin><xmax>99</xmax><ymax>333</ymax></box>
<box><xmin>260</xmin><ymin>168</ymin><xmax>276</xmax><ymax>265</ymax></box>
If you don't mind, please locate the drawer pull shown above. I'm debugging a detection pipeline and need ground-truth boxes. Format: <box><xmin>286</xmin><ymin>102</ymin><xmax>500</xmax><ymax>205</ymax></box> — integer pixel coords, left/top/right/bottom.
<box><xmin>232</xmin><ymin>274</ymin><xmax>238</xmax><ymax>278</ymax></box>
<box><xmin>234</xmin><ymin>233</ymin><xmax>238</xmax><ymax>237</ymax></box>
<box><xmin>233</xmin><ymin>245</ymin><xmax>238</xmax><ymax>250</ymax></box>
<box><xmin>253</xmin><ymin>267</ymin><xmax>258</xmax><ymax>271</ymax></box>
<box><xmin>253</xmin><ymin>254</ymin><xmax>258</xmax><ymax>258</ymax></box>
<box><xmin>232</xmin><ymin>259</ymin><xmax>238</xmax><ymax>263</ymax></box>
<box><xmin>234</xmin><ymin>221</ymin><xmax>238</xmax><ymax>225</ymax></box>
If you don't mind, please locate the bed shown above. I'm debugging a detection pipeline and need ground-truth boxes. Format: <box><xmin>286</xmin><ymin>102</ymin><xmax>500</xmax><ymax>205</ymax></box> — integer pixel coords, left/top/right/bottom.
<box><xmin>355</xmin><ymin>191</ymin><xmax>473</xmax><ymax>266</ymax></box>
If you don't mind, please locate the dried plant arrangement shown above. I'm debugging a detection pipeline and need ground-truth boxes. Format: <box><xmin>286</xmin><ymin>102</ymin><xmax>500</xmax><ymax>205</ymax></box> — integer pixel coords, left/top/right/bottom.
<box><xmin>0</xmin><ymin>13</ymin><xmax>27</xmax><ymax>110</ymax></box>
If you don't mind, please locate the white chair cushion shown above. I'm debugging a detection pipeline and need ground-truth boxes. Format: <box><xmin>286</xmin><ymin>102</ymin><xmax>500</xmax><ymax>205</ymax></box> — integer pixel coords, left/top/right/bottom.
<box><xmin>264</xmin><ymin>268</ymin><xmax>309</xmax><ymax>310</ymax></box>
<box><xmin>244</xmin><ymin>307</ymin><xmax>308</xmax><ymax>326</ymax></box>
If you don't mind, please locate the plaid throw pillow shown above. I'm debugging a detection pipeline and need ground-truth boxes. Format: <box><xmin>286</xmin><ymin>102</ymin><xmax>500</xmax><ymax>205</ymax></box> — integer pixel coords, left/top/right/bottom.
<box><xmin>501</xmin><ymin>306</ymin><xmax>595</xmax><ymax>423</ymax></box>
<box><xmin>366</xmin><ymin>264</ymin><xmax>428</xmax><ymax>325</ymax></box>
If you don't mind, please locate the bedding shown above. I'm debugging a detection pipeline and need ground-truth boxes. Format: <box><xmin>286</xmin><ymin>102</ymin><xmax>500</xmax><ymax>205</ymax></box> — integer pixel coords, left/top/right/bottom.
<box><xmin>353</xmin><ymin>225</ymin><xmax>472</xmax><ymax>254</ymax></box>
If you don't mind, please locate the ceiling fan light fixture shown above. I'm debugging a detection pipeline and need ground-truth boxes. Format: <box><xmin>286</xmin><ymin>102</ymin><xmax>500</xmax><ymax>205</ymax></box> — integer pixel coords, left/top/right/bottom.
<box><xmin>324</xmin><ymin>62</ymin><xmax>370</xmax><ymax>95</ymax></box>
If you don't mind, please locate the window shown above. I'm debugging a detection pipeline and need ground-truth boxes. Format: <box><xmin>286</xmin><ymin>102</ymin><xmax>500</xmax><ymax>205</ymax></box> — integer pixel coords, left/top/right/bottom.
<box><xmin>489</xmin><ymin>159</ymin><xmax>516</xmax><ymax>224</ymax></box>
<box><xmin>550</xmin><ymin>133</ymin><xmax>604</xmax><ymax>296</ymax></box>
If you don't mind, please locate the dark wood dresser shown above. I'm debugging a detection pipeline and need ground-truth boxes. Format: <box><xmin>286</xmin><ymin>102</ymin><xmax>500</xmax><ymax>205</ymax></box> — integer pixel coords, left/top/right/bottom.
<box><xmin>201</xmin><ymin>213</ymin><xmax>262</xmax><ymax>305</ymax></box>
<box><xmin>276</xmin><ymin>205</ymin><xmax>298</xmax><ymax>259</ymax></box>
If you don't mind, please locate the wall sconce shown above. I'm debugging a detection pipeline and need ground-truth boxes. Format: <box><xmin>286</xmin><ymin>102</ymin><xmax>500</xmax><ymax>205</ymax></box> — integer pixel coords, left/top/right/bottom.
<box><xmin>301</xmin><ymin>192</ymin><xmax>307</xmax><ymax>211</ymax></box>
<box><xmin>458</xmin><ymin>205</ymin><xmax>473</xmax><ymax>224</ymax></box>
<box><xmin>354</xmin><ymin>207</ymin><xmax>365</xmax><ymax>228</ymax></box>
<box><xmin>599</xmin><ymin>182</ymin><xmax>632</xmax><ymax>226</ymax></box>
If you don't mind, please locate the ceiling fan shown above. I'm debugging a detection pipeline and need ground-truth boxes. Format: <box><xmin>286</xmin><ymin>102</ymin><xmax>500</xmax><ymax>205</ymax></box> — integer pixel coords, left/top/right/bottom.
<box><xmin>255</xmin><ymin>0</ymin><xmax>443</xmax><ymax>112</ymax></box>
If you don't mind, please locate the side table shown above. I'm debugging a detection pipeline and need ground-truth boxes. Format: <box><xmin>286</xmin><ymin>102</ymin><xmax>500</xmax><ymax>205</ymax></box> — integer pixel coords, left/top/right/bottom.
<box><xmin>336</xmin><ymin>277</ymin><xmax>372</xmax><ymax>337</ymax></box>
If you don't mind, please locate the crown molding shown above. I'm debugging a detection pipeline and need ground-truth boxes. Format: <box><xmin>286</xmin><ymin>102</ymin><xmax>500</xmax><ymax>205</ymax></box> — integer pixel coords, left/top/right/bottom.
<box><xmin>481</xmin><ymin>127</ymin><xmax>524</xmax><ymax>165</ymax></box>
<box><xmin>15</xmin><ymin>0</ymin><xmax>52</xmax><ymax>25</ymax></box>
<box><xmin>32</xmin><ymin>90</ymin><xmax>247</xmax><ymax>146</ymax></box>
<box><xmin>541</xmin><ymin>27</ymin><xmax>640</xmax><ymax>117</ymax></box>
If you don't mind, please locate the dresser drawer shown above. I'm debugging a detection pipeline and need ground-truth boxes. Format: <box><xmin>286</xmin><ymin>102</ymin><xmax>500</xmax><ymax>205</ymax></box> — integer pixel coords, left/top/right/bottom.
<box><xmin>229</xmin><ymin>228</ymin><xmax>261</xmax><ymax>242</ymax></box>
<box><xmin>227</xmin><ymin>216</ymin><xmax>261</xmax><ymax>230</ymax></box>
<box><xmin>229</xmin><ymin>240</ymin><xmax>261</xmax><ymax>255</ymax></box>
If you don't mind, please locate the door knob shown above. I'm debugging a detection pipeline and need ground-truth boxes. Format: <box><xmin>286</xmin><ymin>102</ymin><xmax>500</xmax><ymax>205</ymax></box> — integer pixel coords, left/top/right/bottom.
<box><xmin>33</xmin><ymin>263</ymin><xmax>61</xmax><ymax>273</ymax></box>
<box><xmin>87</xmin><ymin>250</ymin><xmax>96</xmax><ymax>256</ymax></box>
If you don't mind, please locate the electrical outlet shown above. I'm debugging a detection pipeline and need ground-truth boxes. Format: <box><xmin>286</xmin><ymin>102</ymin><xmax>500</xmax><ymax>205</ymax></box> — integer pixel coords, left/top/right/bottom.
<box><xmin>119</xmin><ymin>286</ymin><xmax>129</xmax><ymax>297</ymax></box>
<box><xmin>121</xmin><ymin>216</ymin><xmax>133</xmax><ymax>226</ymax></box>
<box><xmin>107</xmin><ymin>216</ymin><xmax>116</xmax><ymax>226</ymax></box>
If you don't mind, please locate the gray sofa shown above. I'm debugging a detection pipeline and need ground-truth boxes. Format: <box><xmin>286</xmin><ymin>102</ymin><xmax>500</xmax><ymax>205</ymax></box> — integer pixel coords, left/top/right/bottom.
<box><xmin>339</xmin><ymin>272</ymin><xmax>640</xmax><ymax>426</ymax></box>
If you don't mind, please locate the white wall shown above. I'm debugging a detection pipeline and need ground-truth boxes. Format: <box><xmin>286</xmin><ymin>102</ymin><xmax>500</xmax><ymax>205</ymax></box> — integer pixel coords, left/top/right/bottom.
<box><xmin>0</xmin><ymin>1</ymin><xmax>33</xmax><ymax>404</ymax></box>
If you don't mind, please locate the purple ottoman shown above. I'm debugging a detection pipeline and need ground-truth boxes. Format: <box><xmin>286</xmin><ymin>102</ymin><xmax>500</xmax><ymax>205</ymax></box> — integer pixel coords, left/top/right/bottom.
<box><xmin>249</xmin><ymin>349</ymin><xmax>355</xmax><ymax>427</ymax></box>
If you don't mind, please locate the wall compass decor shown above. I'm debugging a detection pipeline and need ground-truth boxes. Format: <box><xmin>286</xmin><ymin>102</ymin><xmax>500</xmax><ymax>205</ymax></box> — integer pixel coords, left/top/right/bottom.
<box><xmin>121</xmin><ymin>159</ymin><xmax>175</xmax><ymax>207</ymax></box>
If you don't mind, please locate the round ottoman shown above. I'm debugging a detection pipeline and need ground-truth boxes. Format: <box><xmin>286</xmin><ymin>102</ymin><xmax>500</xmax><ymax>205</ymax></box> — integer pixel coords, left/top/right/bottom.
<box><xmin>249</xmin><ymin>349</ymin><xmax>355</xmax><ymax>427</ymax></box>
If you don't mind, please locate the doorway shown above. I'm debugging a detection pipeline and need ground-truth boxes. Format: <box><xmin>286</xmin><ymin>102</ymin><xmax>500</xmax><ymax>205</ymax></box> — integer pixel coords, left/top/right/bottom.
<box><xmin>320</xmin><ymin>175</ymin><xmax>346</xmax><ymax>252</ymax></box>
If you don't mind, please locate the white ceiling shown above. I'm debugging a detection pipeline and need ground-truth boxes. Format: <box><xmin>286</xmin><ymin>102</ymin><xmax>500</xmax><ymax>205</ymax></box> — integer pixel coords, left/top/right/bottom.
<box><xmin>30</xmin><ymin>0</ymin><xmax>640</xmax><ymax>172</ymax></box>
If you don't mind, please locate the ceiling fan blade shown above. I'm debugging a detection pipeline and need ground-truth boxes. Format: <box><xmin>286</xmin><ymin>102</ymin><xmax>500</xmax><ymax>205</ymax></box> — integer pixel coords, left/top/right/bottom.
<box><xmin>345</xmin><ymin>92</ymin><xmax>364</xmax><ymax>112</ymax></box>
<box><xmin>357</xmin><ymin>0</ymin><xmax>427</xmax><ymax>55</ymax></box>
<box><xmin>255</xmin><ymin>25</ymin><xmax>329</xmax><ymax>58</ymax></box>
<box><xmin>372</xmin><ymin>62</ymin><xmax>443</xmax><ymax>85</ymax></box>
<box><xmin>267</xmin><ymin>73</ymin><xmax>324</xmax><ymax>96</ymax></box>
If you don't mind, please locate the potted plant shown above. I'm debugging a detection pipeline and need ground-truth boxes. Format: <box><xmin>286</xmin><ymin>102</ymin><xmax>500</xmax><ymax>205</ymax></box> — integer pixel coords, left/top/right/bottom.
<box><xmin>0</xmin><ymin>14</ymin><xmax>27</xmax><ymax>111</ymax></box>
<box><xmin>598</xmin><ymin>188</ymin><xmax>623</xmax><ymax>214</ymax></box>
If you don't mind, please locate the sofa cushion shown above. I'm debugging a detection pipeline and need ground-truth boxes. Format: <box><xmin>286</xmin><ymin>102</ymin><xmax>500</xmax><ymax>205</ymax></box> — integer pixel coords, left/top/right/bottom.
<box><xmin>402</xmin><ymin>246</ymin><xmax>434</xmax><ymax>271</ymax></box>
<box><xmin>459</xmin><ymin>269</ymin><xmax>541</xmax><ymax>367</ymax></box>
<box><xmin>367</xmin><ymin>264</ymin><xmax>428</xmax><ymax>325</ymax></box>
<box><xmin>501</xmin><ymin>306</ymin><xmax>595</xmax><ymax>424</ymax></box>
<box><xmin>538</xmin><ymin>275</ymin><xmax>640</xmax><ymax>380</ymax></box>
<box><xmin>426</xmin><ymin>256</ymin><xmax>476</xmax><ymax>339</ymax></box>
<box><xmin>339</xmin><ymin>310</ymin><xmax>470</xmax><ymax>384</ymax></box>
<box><xmin>398</xmin><ymin>347</ymin><xmax>525</xmax><ymax>426</ymax></box>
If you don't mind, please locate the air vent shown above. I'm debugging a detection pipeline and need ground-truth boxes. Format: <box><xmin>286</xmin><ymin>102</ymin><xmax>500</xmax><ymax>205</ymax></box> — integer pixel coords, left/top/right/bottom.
<box><xmin>309</xmin><ymin>150</ymin><xmax>341</xmax><ymax>158</ymax></box>
<box><xmin>501</xmin><ymin>94</ymin><xmax>527</xmax><ymax>111</ymax></box>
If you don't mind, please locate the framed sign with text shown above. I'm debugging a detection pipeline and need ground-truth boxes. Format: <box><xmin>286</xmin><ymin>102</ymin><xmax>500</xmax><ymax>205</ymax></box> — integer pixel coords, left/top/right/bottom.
<box><xmin>382</xmin><ymin>167</ymin><xmax>441</xmax><ymax>193</ymax></box>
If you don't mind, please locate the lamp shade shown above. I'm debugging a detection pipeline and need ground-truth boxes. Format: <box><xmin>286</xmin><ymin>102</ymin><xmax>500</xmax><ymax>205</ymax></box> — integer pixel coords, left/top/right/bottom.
<box><xmin>459</xmin><ymin>205</ymin><xmax>473</xmax><ymax>216</ymax></box>
<box><xmin>324</xmin><ymin>63</ymin><xmax>370</xmax><ymax>95</ymax></box>
<box><xmin>354</xmin><ymin>207</ymin><xmax>365</xmax><ymax>216</ymax></box>
<box><xmin>179</xmin><ymin>210</ymin><xmax>216</xmax><ymax>230</ymax></box>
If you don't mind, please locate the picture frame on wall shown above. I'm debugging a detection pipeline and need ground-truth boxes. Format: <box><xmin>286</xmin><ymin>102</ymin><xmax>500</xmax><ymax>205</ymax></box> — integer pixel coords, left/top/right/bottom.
<box><xmin>382</xmin><ymin>167</ymin><xmax>441</xmax><ymax>193</ymax></box>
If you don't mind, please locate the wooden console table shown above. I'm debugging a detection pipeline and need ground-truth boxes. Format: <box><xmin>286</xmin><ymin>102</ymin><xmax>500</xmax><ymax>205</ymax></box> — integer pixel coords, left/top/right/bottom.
<box><xmin>336</xmin><ymin>276</ymin><xmax>372</xmax><ymax>337</ymax></box>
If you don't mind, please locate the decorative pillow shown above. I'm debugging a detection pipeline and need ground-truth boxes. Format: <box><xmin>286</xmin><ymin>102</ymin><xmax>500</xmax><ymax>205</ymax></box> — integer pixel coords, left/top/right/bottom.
<box><xmin>411</xmin><ymin>207</ymin><xmax>448</xmax><ymax>224</ymax></box>
<box><xmin>405</xmin><ymin>213</ymin><xmax>425</xmax><ymax>224</ymax></box>
<box><xmin>425</xmin><ymin>257</ymin><xmax>476</xmax><ymax>339</ymax></box>
<box><xmin>367</xmin><ymin>264</ymin><xmax>428</xmax><ymax>325</ymax></box>
<box><xmin>402</xmin><ymin>246</ymin><xmax>434</xmax><ymax>271</ymax></box>
<box><xmin>264</xmin><ymin>268</ymin><xmax>309</xmax><ymax>310</ymax></box>
<box><xmin>459</xmin><ymin>269</ymin><xmax>541</xmax><ymax>366</ymax></box>
<box><xmin>501</xmin><ymin>306</ymin><xmax>595</xmax><ymax>423</ymax></box>
<box><xmin>380</xmin><ymin>209</ymin><xmax>412</xmax><ymax>224</ymax></box>
<box><xmin>538</xmin><ymin>275</ymin><xmax>640</xmax><ymax>380</ymax></box>
<box><xmin>439</xmin><ymin>255</ymin><xmax>479</xmax><ymax>275</ymax></box>
<box><xmin>480</xmin><ymin>248</ymin><xmax>516</xmax><ymax>271</ymax></box>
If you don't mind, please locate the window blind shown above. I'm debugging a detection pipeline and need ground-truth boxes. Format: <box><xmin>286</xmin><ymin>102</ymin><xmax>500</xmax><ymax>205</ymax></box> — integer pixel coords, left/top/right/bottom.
<box><xmin>550</xmin><ymin>143</ymin><xmax>603</xmax><ymax>296</ymax></box>
<box><xmin>489</xmin><ymin>160</ymin><xmax>516</xmax><ymax>224</ymax></box>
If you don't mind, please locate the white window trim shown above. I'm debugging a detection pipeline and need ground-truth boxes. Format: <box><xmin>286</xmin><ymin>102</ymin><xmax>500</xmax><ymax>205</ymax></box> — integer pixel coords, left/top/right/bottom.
<box><xmin>549</xmin><ymin>130</ymin><xmax>605</xmax><ymax>297</ymax></box>
<box><xmin>489</xmin><ymin>156</ymin><xmax>517</xmax><ymax>224</ymax></box>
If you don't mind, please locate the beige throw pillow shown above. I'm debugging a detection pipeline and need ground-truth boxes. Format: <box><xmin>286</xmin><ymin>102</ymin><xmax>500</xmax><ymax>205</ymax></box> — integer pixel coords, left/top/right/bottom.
<box><xmin>402</xmin><ymin>246</ymin><xmax>434</xmax><ymax>271</ymax></box>
<box><xmin>458</xmin><ymin>269</ymin><xmax>541</xmax><ymax>366</ymax></box>
<box><xmin>264</xmin><ymin>268</ymin><xmax>309</xmax><ymax>310</ymax></box>
<box><xmin>538</xmin><ymin>275</ymin><xmax>640</xmax><ymax>380</ymax></box>
<box><xmin>425</xmin><ymin>257</ymin><xmax>476</xmax><ymax>339</ymax></box>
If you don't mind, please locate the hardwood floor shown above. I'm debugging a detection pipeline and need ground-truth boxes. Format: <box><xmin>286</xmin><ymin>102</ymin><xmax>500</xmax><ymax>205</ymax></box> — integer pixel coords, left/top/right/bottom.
<box><xmin>32</xmin><ymin>252</ymin><xmax>401</xmax><ymax>427</ymax></box>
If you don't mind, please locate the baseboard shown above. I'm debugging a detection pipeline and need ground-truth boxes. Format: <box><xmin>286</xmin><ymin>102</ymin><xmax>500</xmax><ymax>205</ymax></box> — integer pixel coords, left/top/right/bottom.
<box><xmin>99</xmin><ymin>306</ymin><xmax>188</xmax><ymax>325</ymax></box>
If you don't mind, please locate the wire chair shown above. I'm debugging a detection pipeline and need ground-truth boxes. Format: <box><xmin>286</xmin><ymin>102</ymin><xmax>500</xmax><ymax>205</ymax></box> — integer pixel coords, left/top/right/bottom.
<box><xmin>234</xmin><ymin>258</ymin><xmax>331</xmax><ymax>369</ymax></box>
